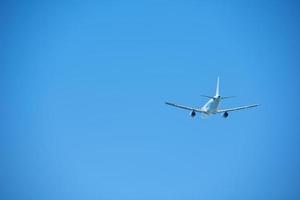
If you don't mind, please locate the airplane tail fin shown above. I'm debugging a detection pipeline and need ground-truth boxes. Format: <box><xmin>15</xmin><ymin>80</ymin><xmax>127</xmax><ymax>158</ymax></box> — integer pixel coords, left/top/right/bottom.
<box><xmin>215</xmin><ymin>77</ymin><xmax>220</xmax><ymax>96</ymax></box>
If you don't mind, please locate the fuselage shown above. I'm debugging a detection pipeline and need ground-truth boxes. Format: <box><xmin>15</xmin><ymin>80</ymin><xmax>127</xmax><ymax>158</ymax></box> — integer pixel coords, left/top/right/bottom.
<box><xmin>201</xmin><ymin>96</ymin><xmax>221</xmax><ymax>115</ymax></box>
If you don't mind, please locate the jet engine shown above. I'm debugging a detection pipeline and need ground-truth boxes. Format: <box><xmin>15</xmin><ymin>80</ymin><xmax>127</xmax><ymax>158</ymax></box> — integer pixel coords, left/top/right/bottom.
<box><xmin>223</xmin><ymin>111</ymin><xmax>229</xmax><ymax>118</ymax></box>
<box><xmin>190</xmin><ymin>110</ymin><xmax>196</xmax><ymax>118</ymax></box>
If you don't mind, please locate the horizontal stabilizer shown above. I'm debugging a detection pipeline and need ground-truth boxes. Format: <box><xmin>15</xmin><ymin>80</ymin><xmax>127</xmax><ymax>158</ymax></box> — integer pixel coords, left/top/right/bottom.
<box><xmin>221</xmin><ymin>96</ymin><xmax>235</xmax><ymax>99</ymax></box>
<box><xmin>201</xmin><ymin>95</ymin><xmax>215</xmax><ymax>99</ymax></box>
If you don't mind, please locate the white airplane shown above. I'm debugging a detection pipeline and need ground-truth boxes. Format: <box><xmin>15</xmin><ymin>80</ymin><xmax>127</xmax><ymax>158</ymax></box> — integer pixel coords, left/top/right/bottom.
<box><xmin>166</xmin><ymin>77</ymin><xmax>259</xmax><ymax>118</ymax></box>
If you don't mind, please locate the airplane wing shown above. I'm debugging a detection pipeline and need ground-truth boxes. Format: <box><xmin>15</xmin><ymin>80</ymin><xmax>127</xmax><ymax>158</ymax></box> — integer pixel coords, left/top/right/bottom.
<box><xmin>217</xmin><ymin>104</ymin><xmax>259</xmax><ymax>113</ymax></box>
<box><xmin>165</xmin><ymin>102</ymin><xmax>206</xmax><ymax>113</ymax></box>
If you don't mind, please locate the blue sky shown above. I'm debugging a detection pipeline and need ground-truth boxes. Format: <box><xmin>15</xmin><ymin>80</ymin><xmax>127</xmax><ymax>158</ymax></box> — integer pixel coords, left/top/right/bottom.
<box><xmin>1</xmin><ymin>0</ymin><xmax>300</xmax><ymax>199</ymax></box>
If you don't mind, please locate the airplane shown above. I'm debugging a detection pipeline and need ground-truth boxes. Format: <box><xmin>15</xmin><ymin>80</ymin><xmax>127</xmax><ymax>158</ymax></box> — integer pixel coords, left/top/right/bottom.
<box><xmin>165</xmin><ymin>77</ymin><xmax>259</xmax><ymax>118</ymax></box>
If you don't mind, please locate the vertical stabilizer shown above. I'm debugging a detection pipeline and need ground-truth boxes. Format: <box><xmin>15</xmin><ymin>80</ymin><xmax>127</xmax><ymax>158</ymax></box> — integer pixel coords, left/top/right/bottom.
<box><xmin>215</xmin><ymin>77</ymin><xmax>220</xmax><ymax>97</ymax></box>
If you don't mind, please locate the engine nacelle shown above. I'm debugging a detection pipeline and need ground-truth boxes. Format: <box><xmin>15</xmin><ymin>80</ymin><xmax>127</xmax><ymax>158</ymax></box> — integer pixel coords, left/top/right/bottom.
<box><xmin>223</xmin><ymin>111</ymin><xmax>229</xmax><ymax>118</ymax></box>
<box><xmin>190</xmin><ymin>110</ymin><xmax>196</xmax><ymax>118</ymax></box>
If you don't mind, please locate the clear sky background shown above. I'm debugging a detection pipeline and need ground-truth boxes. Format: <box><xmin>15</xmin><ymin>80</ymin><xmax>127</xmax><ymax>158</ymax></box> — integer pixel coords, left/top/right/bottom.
<box><xmin>1</xmin><ymin>0</ymin><xmax>300</xmax><ymax>199</ymax></box>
